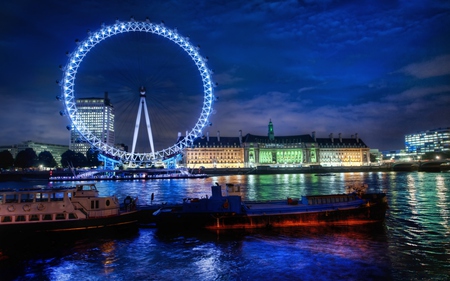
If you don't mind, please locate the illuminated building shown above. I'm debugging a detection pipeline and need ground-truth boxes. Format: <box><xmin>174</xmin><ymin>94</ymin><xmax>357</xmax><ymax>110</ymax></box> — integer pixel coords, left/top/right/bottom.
<box><xmin>184</xmin><ymin>121</ymin><xmax>370</xmax><ymax>168</ymax></box>
<box><xmin>0</xmin><ymin>141</ymin><xmax>69</xmax><ymax>168</ymax></box>
<box><xmin>183</xmin><ymin>131</ymin><xmax>244</xmax><ymax>168</ymax></box>
<box><xmin>405</xmin><ymin>127</ymin><xmax>450</xmax><ymax>153</ymax></box>
<box><xmin>314</xmin><ymin>133</ymin><xmax>369</xmax><ymax>167</ymax></box>
<box><xmin>70</xmin><ymin>92</ymin><xmax>115</xmax><ymax>155</ymax></box>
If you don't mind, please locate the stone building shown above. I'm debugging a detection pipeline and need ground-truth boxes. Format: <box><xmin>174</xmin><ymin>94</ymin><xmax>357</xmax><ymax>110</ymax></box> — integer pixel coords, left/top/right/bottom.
<box><xmin>314</xmin><ymin>133</ymin><xmax>369</xmax><ymax>167</ymax></box>
<box><xmin>183</xmin><ymin>131</ymin><xmax>244</xmax><ymax>168</ymax></box>
<box><xmin>183</xmin><ymin>120</ymin><xmax>370</xmax><ymax>168</ymax></box>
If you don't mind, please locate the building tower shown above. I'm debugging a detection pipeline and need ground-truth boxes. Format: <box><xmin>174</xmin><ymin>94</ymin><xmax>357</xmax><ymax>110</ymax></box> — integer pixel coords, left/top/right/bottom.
<box><xmin>70</xmin><ymin>92</ymin><xmax>115</xmax><ymax>155</ymax></box>
<box><xmin>268</xmin><ymin>119</ymin><xmax>275</xmax><ymax>141</ymax></box>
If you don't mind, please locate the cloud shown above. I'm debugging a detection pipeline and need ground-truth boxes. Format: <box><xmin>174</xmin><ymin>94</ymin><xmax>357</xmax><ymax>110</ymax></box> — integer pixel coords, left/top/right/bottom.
<box><xmin>215</xmin><ymin>87</ymin><xmax>244</xmax><ymax>98</ymax></box>
<box><xmin>213</xmin><ymin>69</ymin><xmax>244</xmax><ymax>86</ymax></box>
<box><xmin>400</xmin><ymin>54</ymin><xmax>450</xmax><ymax>78</ymax></box>
<box><xmin>298</xmin><ymin>87</ymin><xmax>315</xmax><ymax>93</ymax></box>
<box><xmin>386</xmin><ymin>85</ymin><xmax>450</xmax><ymax>102</ymax></box>
<box><xmin>0</xmin><ymin>95</ymin><xmax>68</xmax><ymax>145</ymax></box>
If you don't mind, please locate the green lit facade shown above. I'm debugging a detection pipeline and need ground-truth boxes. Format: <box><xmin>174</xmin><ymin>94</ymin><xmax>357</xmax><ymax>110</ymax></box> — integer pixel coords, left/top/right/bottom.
<box><xmin>184</xmin><ymin>122</ymin><xmax>370</xmax><ymax>168</ymax></box>
<box><xmin>243</xmin><ymin>134</ymin><xmax>316</xmax><ymax>167</ymax></box>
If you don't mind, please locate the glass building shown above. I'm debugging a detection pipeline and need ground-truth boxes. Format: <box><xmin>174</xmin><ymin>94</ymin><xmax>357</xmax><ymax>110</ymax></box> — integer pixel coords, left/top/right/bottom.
<box><xmin>405</xmin><ymin>127</ymin><xmax>450</xmax><ymax>153</ymax></box>
<box><xmin>70</xmin><ymin>92</ymin><xmax>115</xmax><ymax>155</ymax></box>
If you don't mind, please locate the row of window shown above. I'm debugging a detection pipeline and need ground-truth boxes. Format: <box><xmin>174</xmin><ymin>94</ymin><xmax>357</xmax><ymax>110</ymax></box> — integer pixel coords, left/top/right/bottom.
<box><xmin>321</xmin><ymin>153</ymin><xmax>361</xmax><ymax>157</ymax></box>
<box><xmin>191</xmin><ymin>156</ymin><xmax>241</xmax><ymax>160</ymax></box>
<box><xmin>187</xmin><ymin>160</ymin><xmax>241</xmax><ymax>164</ymax></box>
<box><xmin>0</xmin><ymin>213</ymin><xmax>78</xmax><ymax>223</ymax></box>
<box><xmin>0</xmin><ymin>193</ymin><xmax>66</xmax><ymax>204</ymax></box>
<box><xmin>188</xmin><ymin>151</ymin><xmax>241</xmax><ymax>155</ymax></box>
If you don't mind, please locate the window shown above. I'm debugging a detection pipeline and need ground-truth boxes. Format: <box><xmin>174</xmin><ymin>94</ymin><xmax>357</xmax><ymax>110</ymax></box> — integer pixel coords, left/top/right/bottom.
<box><xmin>29</xmin><ymin>215</ymin><xmax>40</xmax><ymax>221</ymax></box>
<box><xmin>15</xmin><ymin>215</ymin><xmax>26</xmax><ymax>222</ymax></box>
<box><xmin>1</xmin><ymin>216</ymin><xmax>12</xmax><ymax>223</ymax></box>
<box><xmin>5</xmin><ymin>194</ymin><xmax>18</xmax><ymax>203</ymax></box>
<box><xmin>55</xmin><ymin>213</ymin><xmax>66</xmax><ymax>220</ymax></box>
<box><xmin>51</xmin><ymin>192</ymin><xmax>64</xmax><ymax>201</ymax></box>
<box><xmin>21</xmin><ymin>194</ymin><xmax>34</xmax><ymax>203</ymax></box>
<box><xmin>43</xmin><ymin>214</ymin><xmax>53</xmax><ymax>221</ymax></box>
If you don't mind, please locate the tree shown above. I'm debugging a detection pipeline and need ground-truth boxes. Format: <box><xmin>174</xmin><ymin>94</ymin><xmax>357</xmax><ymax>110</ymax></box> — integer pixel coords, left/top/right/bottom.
<box><xmin>38</xmin><ymin>151</ymin><xmax>57</xmax><ymax>168</ymax></box>
<box><xmin>86</xmin><ymin>149</ymin><xmax>101</xmax><ymax>167</ymax></box>
<box><xmin>61</xmin><ymin>150</ymin><xmax>75</xmax><ymax>168</ymax></box>
<box><xmin>0</xmin><ymin>150</ymin><xmax>14</xmax><ymax>169</ymax></box>
<box><xmin>61</xmin><ymin>150</ymin><xmax>88</xmax><ymax>168</ymax></box>
<box><xmin>370</xmin><ymin>153</ymin><xmax>377</xmax><ymax>163</ymax></box>
<box><xmin>15</xmin><ymin>148</ymin><xmax>38</xmax><ymax>169</ymax></box>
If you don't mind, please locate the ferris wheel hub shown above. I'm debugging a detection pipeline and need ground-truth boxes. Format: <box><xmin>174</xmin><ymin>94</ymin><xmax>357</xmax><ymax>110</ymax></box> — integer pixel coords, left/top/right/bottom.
<box><xmin>139</xmin><ymin>86</ymin><xmax>146</xmax><ymax>96</ymax></box>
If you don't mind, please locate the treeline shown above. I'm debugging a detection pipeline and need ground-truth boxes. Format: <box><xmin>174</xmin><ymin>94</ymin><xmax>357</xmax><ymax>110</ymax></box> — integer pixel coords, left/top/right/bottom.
<box><xmin>0</xmin><ymin>148</ymin><xmax>102</xmax><ymax>170</ymax></box>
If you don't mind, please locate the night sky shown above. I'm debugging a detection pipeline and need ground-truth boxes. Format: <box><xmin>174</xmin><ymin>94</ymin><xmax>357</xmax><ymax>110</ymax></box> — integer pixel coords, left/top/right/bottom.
<box><xmin>1</xmin><ymin>0</ymin><xmax>449</xmax><ymax>152</ymax></box>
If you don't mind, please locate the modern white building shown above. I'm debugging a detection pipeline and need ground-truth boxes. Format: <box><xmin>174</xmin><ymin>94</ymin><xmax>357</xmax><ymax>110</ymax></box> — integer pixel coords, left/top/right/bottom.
<box><xmin>0</xmin><ymin>141</ymin><xmax>69</xmax><ymax>168</ymax></box>
<box><xmin>405</xmin><ymin>127</ymin><xmax>450</xmax><ymax>154</ymax></box>
<box><xmin>70</xmin><ymin>92</ymin><xmax>115</xmax><ymax>155</ymax></box>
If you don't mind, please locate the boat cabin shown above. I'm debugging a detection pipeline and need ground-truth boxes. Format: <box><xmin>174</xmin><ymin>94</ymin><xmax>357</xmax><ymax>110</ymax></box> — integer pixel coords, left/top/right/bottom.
<box><xmin>0</xmin><ymin>187</ymin><xmax>78</xmax><ymax>224</ymax></box>
<box><xmin>0</xmin><ymin>184</ymin><xmax>123</xmax><ymax>225</ymax></box>
<box><xmin>73</xmin><ymin>183</ymin><xmax>100</xmax><ymax>198</ymax></box>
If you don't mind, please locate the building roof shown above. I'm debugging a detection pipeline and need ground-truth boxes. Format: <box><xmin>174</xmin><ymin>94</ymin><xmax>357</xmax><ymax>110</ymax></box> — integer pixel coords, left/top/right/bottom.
<box><xmin>315</xmin><ymin>137</ymin><xmax>368</xmax><ymax>147</ymax></box>
<box><xmin>187</xmin><ymin>133</ymin><xmax>368</xmax><ymax>148</ymax></box>
<box><xmin>244</xmin><ymin>134</ymin><xmax>314</xmax><ymax>143</ymax></box>
<box><xmin>191</xmin><ymin>136</ymin><xmax>241</xmax><ymax>147</ymax></box>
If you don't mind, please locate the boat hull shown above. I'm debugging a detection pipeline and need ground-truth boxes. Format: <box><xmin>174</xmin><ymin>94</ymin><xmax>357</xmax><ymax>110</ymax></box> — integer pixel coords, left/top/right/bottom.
<box><xmin>0</xmin><ymin>211</ymin><xmax>139</xmax><ymax>235</ymax></box>
<box><xmin>154</xmin><ymin>194</ymin><xmax>388</xmax><ymax>231</ymax></box>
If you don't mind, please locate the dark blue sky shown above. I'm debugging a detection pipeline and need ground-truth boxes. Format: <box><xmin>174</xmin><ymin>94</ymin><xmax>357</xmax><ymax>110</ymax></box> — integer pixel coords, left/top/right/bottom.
<box><xmin>1</xmin><ymin>0</ymin><xmax>449</xmax><ymax>151</ymax></box>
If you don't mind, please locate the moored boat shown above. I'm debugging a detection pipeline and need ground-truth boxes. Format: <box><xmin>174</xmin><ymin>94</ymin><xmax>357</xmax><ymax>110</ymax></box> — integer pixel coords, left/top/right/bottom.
<box><xmin>153</xmin><ymin>183</ymin><xmax>388</xmax><ymax>230</ymax></box>
<box><xmin>0</xmin><ymin>183</ymin><xmax>139</xmax><ymax>235</ymax></box>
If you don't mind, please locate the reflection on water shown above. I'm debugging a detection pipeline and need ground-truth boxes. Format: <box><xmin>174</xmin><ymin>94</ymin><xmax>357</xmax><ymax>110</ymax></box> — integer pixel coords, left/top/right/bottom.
<box><xmin>1</xmin><ymin>172</ymin><xmax>449</xmax><ymax>280</ymax></box>
<box><xmin>386</xmin><ymin>172</ymin><xmax>450</xmax><ymax>281</ymax></box>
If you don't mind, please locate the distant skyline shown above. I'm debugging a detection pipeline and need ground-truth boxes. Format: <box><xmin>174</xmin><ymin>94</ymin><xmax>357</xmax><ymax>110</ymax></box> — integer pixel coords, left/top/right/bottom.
<box><xmin>1</xmin><ymin>0</ymin><xmax>449</xmax><ymax>151</ymax></box>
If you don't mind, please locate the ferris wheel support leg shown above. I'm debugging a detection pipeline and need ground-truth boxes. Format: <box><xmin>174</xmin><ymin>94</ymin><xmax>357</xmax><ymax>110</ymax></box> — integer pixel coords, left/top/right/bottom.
<box><xmin>131</xmin><ymin>99</ymin><xmax>144</xmax><ymax>156</ymax></box>
<box><xmin>142</xmin><ymin>99</ymin><xmax>155</xmax><ymax>158</ymax></box>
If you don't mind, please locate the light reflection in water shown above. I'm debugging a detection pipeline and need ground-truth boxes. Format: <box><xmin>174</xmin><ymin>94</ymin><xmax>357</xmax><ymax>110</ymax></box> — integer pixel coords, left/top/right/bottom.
<box><xmin>435</xmin><ymin>175</ymin><xmax>449</xmax><ymax>235</ymax></box>
<box><xmin>1</xmin><ymin>172</ymin><xmax>449</xmax><ymax>280</ymax></box>
<box><xmin>100</xmin><ymin>241</ymin><xmax>117</xmax><ymax>274</ymax></box>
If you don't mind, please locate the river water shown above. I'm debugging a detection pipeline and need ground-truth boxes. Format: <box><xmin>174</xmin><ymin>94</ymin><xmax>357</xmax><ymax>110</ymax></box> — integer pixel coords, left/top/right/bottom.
<box><xmin>0</xmin><ymin>171</ymin><xmax>449</xmax><ymax>281</ymax></box>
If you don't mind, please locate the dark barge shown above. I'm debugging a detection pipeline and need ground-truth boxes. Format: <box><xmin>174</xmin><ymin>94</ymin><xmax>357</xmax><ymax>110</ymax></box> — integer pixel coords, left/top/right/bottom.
<box><xmin>152</xmin><ymin>183</ymin><xmax>388</xmax><ymax>230</ymax></box>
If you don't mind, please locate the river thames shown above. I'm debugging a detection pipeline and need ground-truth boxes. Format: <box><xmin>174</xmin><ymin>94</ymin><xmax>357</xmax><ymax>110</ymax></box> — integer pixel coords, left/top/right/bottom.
<box><xmin>0</xmin><ymin>171</ymin><xmax>449</xmax><ymax>280</ymax></box>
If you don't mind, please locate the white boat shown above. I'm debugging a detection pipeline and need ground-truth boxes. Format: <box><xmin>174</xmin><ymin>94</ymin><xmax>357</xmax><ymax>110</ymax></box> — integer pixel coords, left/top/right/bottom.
<box><xmin>0</xmin><ymin>183</ymin><xmax>139</xmax><ymax>235</ymax></box>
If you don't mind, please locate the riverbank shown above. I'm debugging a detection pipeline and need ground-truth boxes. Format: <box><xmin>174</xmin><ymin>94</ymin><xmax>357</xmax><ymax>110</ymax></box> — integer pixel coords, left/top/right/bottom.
<box><xmin>1</xmin><ymin>164</ymin><xmax>448</xmax><ymax>182</ymax></box>
<box><xmin>202</xmin><ymin>166</ymin><xmax>391</xmax><ymax>176</ymax></box>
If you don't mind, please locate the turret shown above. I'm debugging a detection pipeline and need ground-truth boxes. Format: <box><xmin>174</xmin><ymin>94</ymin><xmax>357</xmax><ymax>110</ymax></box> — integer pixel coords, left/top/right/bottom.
<box><xmin>268</xmin><ymin>119</ymin><xmax>274</xmax><ymax>141</ymax></box>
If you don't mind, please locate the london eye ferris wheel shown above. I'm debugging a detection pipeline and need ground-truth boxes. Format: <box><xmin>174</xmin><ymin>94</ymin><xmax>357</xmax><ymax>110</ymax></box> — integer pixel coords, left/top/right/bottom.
<box><xmin>58</xmin><ymin>18</ymin><xmax>216</xmax><ymax>166</ymax></box>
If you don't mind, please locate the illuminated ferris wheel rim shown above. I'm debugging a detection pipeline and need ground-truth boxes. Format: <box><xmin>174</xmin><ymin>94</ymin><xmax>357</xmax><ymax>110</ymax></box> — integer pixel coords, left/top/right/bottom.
<box><xmin>60</xmin><ymin>19</ymin><xmax>215</xmax><ymax>163</ymax></box>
